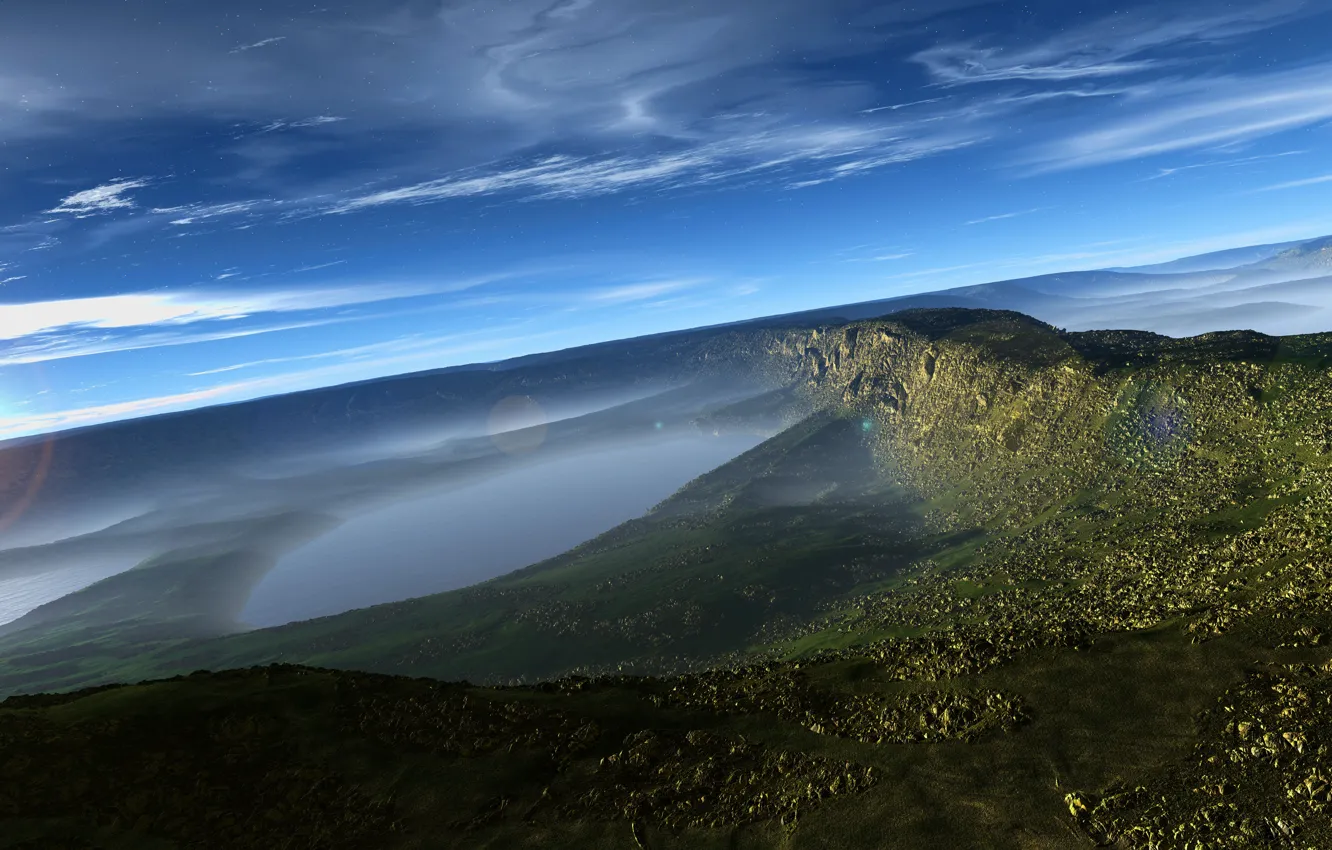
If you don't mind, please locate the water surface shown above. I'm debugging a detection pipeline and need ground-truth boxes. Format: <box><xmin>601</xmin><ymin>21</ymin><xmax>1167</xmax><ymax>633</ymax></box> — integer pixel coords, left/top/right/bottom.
<box><xmin>0</xmin><ymin>557</ymin><xmax>146</xmax><ymax>628</ymax></box>
<box><xmin>241</xmin><ymin>434</ymin><xmax>759</xmax><ymax>627</ymax></box>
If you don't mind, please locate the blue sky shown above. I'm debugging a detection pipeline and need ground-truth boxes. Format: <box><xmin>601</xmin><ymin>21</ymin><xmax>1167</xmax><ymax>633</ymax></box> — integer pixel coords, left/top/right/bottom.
<box><xmin>2</xmin><ymin>0</ymin><xmax>1332</xmax><ymax>439</ymax></box>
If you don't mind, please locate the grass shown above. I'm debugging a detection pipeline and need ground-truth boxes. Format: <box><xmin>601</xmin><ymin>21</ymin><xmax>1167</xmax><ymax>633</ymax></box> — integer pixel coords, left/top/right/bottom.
<box><xmin>4</xmin><ymin>610</ymin><xmax>1321</xmax><ymax>849</ymax></box>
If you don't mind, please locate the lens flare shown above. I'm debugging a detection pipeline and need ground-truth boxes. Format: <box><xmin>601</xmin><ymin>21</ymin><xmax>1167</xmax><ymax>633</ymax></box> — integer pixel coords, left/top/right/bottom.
<box><xmin>0</xmin><ymin>373</ymin><xmax>56</xmax><ymax>536</ymax></box>
<box><xmin>487</xmin><ymin>395</ymin><xmax>548</xmax><ymax>455</ymax></box>
<box><xmin>1107</xmin><ymin>382</ymin><xmax>1192</xmax><ymax>470</ymax></box>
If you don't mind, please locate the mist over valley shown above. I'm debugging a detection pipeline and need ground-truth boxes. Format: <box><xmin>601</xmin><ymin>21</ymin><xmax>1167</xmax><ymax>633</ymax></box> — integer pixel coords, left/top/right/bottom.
<box><xmin>242</xmin><ymin>431</ymin><xmax>761</xmax><ymax>627</ymax></box>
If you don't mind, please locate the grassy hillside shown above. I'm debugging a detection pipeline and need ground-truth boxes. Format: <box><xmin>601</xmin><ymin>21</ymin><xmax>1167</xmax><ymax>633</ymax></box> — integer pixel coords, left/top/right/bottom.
<box><xmin>3</xmin><ymin>308</ymin><xmax>1332</xmax><ymax>848</ymax></box>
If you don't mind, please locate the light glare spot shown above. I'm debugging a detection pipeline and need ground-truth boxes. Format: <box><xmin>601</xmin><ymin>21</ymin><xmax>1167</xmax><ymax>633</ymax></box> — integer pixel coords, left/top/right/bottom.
<box><xmin>487</xmin><ymin>395</ymin><xmax>548</xmax><ymax>455</ymax></box>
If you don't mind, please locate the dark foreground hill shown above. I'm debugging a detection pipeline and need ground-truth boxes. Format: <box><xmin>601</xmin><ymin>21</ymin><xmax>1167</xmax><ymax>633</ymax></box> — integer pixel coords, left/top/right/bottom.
<box><xmin>3</xmin><ymin>308</ymin><xmax>1332</xmax><ymax>848</ymax></box>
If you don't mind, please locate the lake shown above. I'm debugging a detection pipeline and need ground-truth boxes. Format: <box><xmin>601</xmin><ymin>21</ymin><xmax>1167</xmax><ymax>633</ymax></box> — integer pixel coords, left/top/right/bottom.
<box><xmin>0</xmin><ymin>556</ymin><xmax>146</xmax><ymax>628</ymax></box>
<box><xmin>240</xmin><ymin>433</ymin><xmax>761</xmax><ymax>627</ymax></box>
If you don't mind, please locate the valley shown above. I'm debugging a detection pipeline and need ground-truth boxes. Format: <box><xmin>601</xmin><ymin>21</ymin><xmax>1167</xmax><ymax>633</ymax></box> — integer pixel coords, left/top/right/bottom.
<box><xmin>2</xmin><ymin>308</ymin><xmax>1331</xmax><ymax>847</ymax></box>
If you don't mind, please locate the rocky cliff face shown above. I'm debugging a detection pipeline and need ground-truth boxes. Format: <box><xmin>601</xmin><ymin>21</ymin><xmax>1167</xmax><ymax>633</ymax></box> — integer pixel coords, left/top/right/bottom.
<box><xmin>728</xmin><ymin>310</ymin><xmax>1332</xmax><ymax>538</ymax></box>
<box><xmin>783</xmin><ymin>315</ymin><xmax>1108</xmax><ymax>527</ymax></box>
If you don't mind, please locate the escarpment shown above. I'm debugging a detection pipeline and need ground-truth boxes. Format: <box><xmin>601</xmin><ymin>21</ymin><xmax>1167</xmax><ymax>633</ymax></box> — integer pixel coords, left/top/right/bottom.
<box><xmin>742</xmin><ymin>310</ymin><xmax>1330</xmax><ymax>536</ymax></box>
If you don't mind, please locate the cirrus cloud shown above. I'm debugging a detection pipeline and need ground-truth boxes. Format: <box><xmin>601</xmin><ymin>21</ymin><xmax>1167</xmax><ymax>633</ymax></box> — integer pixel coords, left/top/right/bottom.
<box><xmin>913</xmin><ymin>0</ymin><xmax>1313</xmax><ymax>85</ymax></box>
<box><xmin>44</xmin><ymin>178</ymin><xmax>151</xmax><ymax>216</ymax></box>
<box><xmin>1025</xmin><ymin>63</ymin><xmax>1332</xmax><ymax>172</ymax></box>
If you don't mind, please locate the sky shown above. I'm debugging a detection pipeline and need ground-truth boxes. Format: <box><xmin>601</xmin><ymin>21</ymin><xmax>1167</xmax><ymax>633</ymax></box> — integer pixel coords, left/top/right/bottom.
<box><xmin>2</xmin><ymin>0</ymin><xmax>1332</xmax><ymax>439</ymax></box>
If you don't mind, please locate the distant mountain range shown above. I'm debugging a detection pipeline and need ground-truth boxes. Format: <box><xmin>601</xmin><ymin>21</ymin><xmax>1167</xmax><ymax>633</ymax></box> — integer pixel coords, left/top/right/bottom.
<box><xmin>1104</xmin><ymin>238</ymin><xmax>1308</xmax><ymax>274</ymax></box>
<box><xmin>770</xmin><ymin>233</ymin><xmax>1332</xmax><ymax>338</ymax></box>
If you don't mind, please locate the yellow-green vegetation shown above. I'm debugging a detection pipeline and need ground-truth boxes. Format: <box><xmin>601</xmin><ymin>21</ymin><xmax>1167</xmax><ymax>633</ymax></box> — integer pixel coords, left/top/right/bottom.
<box><xmin>558</xmin><ymin>727</ymin><xmax>877</xmax><ymax>831</ymax></box>
<box><xmin>4</xmin><ymin>308</ymin><xmax>1332</xmax><ymax>848</ymax></box>
<box><xmin>653</xmin><ymin>664</ymin><xmax>1027</xmax><ymax>744</ymax></box>
<box><xmin>1068</xmin><ymin>658</ymin><xmax>1332</xmax><ymax>847</ymax></box>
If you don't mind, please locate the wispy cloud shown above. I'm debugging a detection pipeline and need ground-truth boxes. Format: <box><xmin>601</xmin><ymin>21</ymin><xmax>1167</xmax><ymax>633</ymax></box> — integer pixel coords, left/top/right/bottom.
<box><xmin>782</xmin><ymin>135</ymin><xmax>981</xmax><ymax>188</ymax></box>
<box><xmin>881</xmin><ymin>260</ymin><xmax>1003</xmax><ymax>282</ymax></box>
<box><xmin>325</xmin><ymin>153</ymin><xmax>712</xmax><ymax>212</ymax></box>
<box><xmin>151</xmin><ymin>200</ymin><xmax>266</xmax><ymax>226</ymax></box>
<box><xmin>322</xmin><ymin>122</ymin><xmax>983</xmax><ymax>214</ymax></box>
<box><xmin>291</xmin><ymin>115</ymin><xmax>343</xmax><ymax>127</ymax></box>
<box><xmin>583</xmin><ymin>279</ymin><xmax>702</xmax><ymax>304</ymax></box>
<box><xmin>1145</xmin><ymin>149</ymin><xmax>1308</xmax><ymax>180</ymax></box>
<box><xmin>188</xmin><ymin>358</ymin><xmax>317</xmax><ymax>377</ymax></box>
<box><xmin>45</xmin><ymin>178</ymin><xmax>151</xmax><ymax>216</ymax></box>
<box><xmin>914</xmin><ymin>2</ymin><xmax>1311</xmax><ymax>85</ymax></box>
<box><xmin>1</xmin><ymin>276</ymin><xmax>28</xmax><ymax>284</ymax></box>
<box><xmin>256</xmin><ymin>115</ymin><xmax>346</xmax><ymax>133</ymax></box>
<box><xmin>0</xmin><ymin>274</ymin><xmax>516</xmax><ymax>366</ymax></box>
<box><xmin>965</xmin><ymin>207</ymin><xmax>1047</xmax><ymax>225</ymax></box>
<box><xmin>1252</xmin><ymin>173</ymin><xmax>1332</xmax><ymax>193</ymax></box>
<box><xmin>1025</xmin><ymin>63</ymin><xmax>1332</xmax><ymax>172</ymax></box>
<box><xmin>23</xmin><ymin>236</ymin><xmax>59</xmax><ymax>252</ymax></box>
<box><xmin>3</xmin><ymin>290</ymin><xmax>331</xmax><ymax>342</ymax></box>
<box><xmin>230</xmin><ymin>36</ymin><xmax>286</xmax><ymax>54</ymax></box>
<box><xmin>985</xmin><ymin>87</ymin><xmax>1143</xmax><ymax>107</ymax></box>
<box><xmin>0</xmin><ymin>282</ymin><xmax>491</xmax><ymax>342</ymax></box>
<box><xmin>835</xmin><ymin>244</ymin><xmax>916</xmax><ymax>263</ymax></box>
<box><xmin>291</xmin><ymin>260</ymin><xmax>347</xmax><ymax>274</ymax></box>
<box><xmin>916</xmin><ymin>50</ymin><xmax>1157</xmax><ymax>84</ymax></box>
<box><xmin>860</xmin><ymin>97</ymin><xmax>947</xmax><ymax>114</ymax></box>
<box><xmin>0</xmin><ymin>385</ymin><xmax>241</xmax><ymax>439</ymax></box>
<box><xmin>844</xmin><ymin>252</ymin><xmax>914</xmax><ymax>263</ymax></box>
